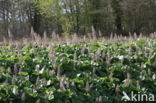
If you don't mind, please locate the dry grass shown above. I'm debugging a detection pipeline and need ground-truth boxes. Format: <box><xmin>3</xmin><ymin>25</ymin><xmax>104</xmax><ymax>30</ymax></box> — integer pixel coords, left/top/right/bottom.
<box><xmin>1</xmin><ymin>30</ymin><xmax>156</xmax><ymax>46</ymax></box>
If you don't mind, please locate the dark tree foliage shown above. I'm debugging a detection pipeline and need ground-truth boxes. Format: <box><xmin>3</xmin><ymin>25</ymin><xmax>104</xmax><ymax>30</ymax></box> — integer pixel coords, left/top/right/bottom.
<box><xmin>0</xmin><ymin>0</ymin><xmax>156</xmax><ymax>37</ymax></box>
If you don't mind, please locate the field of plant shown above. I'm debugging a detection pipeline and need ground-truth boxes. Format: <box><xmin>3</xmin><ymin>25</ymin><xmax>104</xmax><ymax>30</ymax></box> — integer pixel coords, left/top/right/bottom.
<box><xmin>0</xmin><ymin>37</ymin><xmax>156</xmax><ymax>103</ymax></box>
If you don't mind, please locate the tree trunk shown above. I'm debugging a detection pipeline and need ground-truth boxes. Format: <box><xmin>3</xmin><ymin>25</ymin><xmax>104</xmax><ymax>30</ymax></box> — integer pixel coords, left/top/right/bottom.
<box><xmin>111</xmin><ymin>0</ymin><xmax>123</xmax><ymax>34</ymax></box>
<box><xmin>33</xmin><ymin>11</ymin><xmax>41</xmax><ymax>34</ymax></box>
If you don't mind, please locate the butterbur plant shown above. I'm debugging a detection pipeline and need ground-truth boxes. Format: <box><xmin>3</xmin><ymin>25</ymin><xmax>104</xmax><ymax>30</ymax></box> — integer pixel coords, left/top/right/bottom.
<box><xmin>21</xmin><ymin>92</ymin><xmax>26</xmax><ymax>101</ymax></box>
<box><xmin>0</xmin><ymin>37</ymin><xmax>156</xmax><ymax>103</ymax></box>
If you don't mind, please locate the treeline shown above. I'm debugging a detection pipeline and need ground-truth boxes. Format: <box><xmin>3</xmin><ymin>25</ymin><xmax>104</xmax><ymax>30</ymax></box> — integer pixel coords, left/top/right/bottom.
<box><xmin>0</xmin><ymin>0</ymin><xmax>156</xmax><ymax>37</ymax></box>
